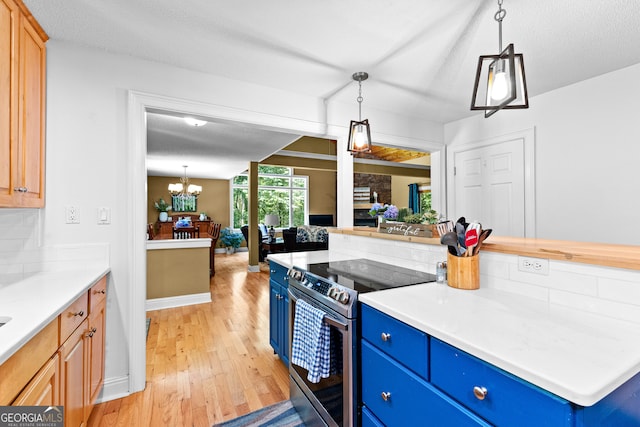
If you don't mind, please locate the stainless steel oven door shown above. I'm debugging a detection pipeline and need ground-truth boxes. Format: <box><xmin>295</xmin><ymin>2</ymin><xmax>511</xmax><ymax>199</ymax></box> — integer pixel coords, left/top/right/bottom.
<box><xmin>288</xmin><ymin>286</ymin><xmax>356</xmax><ymax>427</ymax></box>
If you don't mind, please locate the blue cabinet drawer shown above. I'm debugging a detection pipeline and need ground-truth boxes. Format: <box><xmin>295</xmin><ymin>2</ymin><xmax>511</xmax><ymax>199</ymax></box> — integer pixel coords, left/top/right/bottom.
<box><xmin>362</xmin><ymin>407</ymin><xmax>384</xmax><ymax>427</ymax></box>
<box><xmin>430</xmin><ymin>338</ymin><xmax>574</xmax><ymax>427</ymax></box>
<box><xmin>361</xmin><ymin>304</ymin><xmax>428</xmax><ymax>378</ymax></box>
<box><xmin>362</xmin><ymin>341</ymin><xmax>491</xmax><ymax>427</ymax></box>
<box><xmin>268</xmin><ymin>260</ymin><xmax>289</xmax><ymax>288</ymax></box>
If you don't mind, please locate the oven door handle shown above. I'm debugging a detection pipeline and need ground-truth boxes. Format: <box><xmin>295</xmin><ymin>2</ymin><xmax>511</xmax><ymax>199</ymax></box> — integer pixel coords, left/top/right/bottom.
<box><xmin>288</xmin><ymin>287</ymin><xmax>348</xmax><ymax>331</ymax></box>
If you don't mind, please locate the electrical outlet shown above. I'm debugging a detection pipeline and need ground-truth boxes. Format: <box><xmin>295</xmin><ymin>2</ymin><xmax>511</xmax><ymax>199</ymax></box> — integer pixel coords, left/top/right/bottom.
<box><xmin>518</xmin><ymin>256</ymin><xmax>549</xmax><ymax>275</ymax></box>
<box><xmin>65</xmin><ymin>206</ymin><xmax>80</xmax><ymax>224</ymax></box>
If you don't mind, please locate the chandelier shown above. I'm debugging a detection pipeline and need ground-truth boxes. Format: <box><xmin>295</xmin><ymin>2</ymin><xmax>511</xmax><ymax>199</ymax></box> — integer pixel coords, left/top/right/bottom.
<box><xmin>168</xmin><ymin>165</ymin><xmax>202</xmax><ymax>197</ymax></box>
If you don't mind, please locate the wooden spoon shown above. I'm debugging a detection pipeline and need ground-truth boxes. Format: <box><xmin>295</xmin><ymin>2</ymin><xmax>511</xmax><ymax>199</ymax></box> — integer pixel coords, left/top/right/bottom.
<box><xmin>473</xmin><ymin>228</ymin><xmax>493</xmax><ymax>255</ymax></box>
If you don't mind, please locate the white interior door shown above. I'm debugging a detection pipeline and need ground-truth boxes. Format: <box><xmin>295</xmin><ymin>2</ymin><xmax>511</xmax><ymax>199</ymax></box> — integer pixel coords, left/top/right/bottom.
<box><xmin>454</xmin><ymin>138</ymin><xmax>525</xmax><ymax>237</ymax></box>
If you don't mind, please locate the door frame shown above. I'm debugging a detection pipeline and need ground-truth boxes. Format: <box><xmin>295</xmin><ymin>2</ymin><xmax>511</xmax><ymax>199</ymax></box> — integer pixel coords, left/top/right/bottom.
<box><xmin>446</xmin><ymin>127</ymin><xmax>536</xmax><ymax>237</ymax></box>
<box><xmin>126</xmin><ymin>91</ymin><xmax>330</xmax><ymax>393</ymax></box>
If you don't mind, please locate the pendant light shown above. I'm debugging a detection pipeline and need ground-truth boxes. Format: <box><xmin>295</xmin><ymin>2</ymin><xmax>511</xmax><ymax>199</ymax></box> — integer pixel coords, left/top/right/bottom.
<box><xmin>471</xmin><ymin>0</ymin><xmax>529</xmax><ymax>118</ymax></box>
<box><xmin>347</xmin><ymin>72</ymin><xmax>372</xmax><ymax>154</ymax></box>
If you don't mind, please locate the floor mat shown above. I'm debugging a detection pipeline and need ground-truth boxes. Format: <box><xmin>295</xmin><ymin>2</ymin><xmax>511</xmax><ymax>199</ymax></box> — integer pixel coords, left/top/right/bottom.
<box><xmin>212</xmin><ymin>400</ymin><xmax>304</xmax><ymax>427</ymax></box>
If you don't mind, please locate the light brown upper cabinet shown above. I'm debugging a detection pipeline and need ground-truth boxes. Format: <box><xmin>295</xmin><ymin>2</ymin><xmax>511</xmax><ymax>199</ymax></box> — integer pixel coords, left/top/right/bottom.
<box><xmin>0</xmin><ymin>0</ymin><xmax>47</xmax><ymax>208</ymax></box>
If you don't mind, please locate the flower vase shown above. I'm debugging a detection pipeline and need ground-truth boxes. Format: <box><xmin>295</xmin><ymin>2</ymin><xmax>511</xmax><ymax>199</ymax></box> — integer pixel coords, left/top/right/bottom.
<box><xmin>159</xmin><ymin>212</ymin><xmax>168</xmax><ymax>222</ymax></box>
<box><xmin>226</xmin><ymin>247</ymin><xmax>234</xmax><ymax>255</ymax></box>
<box><xmin>377</xmin><ymin>215</ymin><xmax>384</xmax><ymax>231</ymax></box>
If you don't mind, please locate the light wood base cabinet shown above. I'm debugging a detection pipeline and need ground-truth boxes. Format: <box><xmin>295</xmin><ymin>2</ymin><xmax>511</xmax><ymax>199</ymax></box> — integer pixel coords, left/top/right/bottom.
<box><xmin>0</xmin><ymin>275</ymin><xmax>107</xmax><ymax>427</ymax></box>
<box><xmin>12</xmin><ymin>353</ymin><xmax>60</xmax><ymax>406</ymax></box>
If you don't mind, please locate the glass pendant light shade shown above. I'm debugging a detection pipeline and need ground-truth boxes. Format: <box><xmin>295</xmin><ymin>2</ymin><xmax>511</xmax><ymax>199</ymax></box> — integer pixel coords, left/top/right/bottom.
<box><xmin>471</xmin><ymin>44</ymin><xmax>528</xmax><ymax>118</ymax></box>
<box><xmin>347</xmin><ymin>119</ymin><xmax>372</xmax><ymax>153</ymax></box>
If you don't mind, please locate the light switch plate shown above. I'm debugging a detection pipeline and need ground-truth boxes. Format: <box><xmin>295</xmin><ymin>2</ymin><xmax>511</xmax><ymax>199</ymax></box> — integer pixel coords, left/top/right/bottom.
<box><xmin>97</xmin><ymin>207</ymin><xmax>111</xmax><ymax>225</ymax></box>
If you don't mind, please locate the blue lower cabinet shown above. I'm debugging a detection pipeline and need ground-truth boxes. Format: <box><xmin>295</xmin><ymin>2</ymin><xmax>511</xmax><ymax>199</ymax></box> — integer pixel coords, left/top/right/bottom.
<box><xmin>361</xmin><ymin>340</ymin><xmax>491</xmax><ymax>427</ymax></box>
<box><xmin>268</xmin><ymin>261</ymin><xmax>289</xmax><ymax>366</ymax></box>
<box><xmin>430</xmin><ymin>338</ymin><xmax>573</xmax><ymax>427</ymax></box>
<box><xmin>361</xmin><ymin>406</ymin><xmax>385</xmax><ymax>427</ymax></box>
<box><xmin>361</xmin><ymin>303</ymin><xmax>428</xmax><ymax>379</ymax></box>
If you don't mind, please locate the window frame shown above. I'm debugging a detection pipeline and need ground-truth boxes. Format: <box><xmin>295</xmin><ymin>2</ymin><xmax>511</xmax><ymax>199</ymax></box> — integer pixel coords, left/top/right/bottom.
<box><xmin>231</xmin><ymin>166</ymin><xmax>308</xmax><ymax>229</ymax></box>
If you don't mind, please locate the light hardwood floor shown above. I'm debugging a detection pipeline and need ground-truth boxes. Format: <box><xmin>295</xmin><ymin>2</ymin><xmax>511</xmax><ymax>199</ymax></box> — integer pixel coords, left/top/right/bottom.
<box><xmin>88</xmin><ymin>252</ymin><xmax>290</xmax><ymax>427</ymax></box>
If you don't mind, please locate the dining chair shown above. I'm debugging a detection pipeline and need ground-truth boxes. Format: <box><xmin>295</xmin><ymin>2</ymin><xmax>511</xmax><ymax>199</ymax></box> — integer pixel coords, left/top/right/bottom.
<box><xmin>147</xmin><ymin>223</ymin><xmax>156</xmax><ymax>240</ymax></box>
<box><xmin>173</xmin><ymin>226</ymin><xmax>200</xmax><ymax>239</ymax></box>
<box><xmin>208</xmin><ymin>223</ymin><xmax>222</xmax><ymax>276</ymax></box>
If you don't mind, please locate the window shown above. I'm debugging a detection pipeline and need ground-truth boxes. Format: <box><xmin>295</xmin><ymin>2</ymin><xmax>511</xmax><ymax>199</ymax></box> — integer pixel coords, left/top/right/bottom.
<box><xmin>232</xmin><ymin>166</ymin><xmax>308</xmax><ymax>229</ymax></box>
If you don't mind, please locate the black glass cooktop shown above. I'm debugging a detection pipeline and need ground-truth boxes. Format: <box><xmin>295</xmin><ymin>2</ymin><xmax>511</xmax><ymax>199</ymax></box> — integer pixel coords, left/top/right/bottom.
<box><xmin>304</xmin><ymin>258</ymin><xmax>436</xmax><ymax>293</ymax></box>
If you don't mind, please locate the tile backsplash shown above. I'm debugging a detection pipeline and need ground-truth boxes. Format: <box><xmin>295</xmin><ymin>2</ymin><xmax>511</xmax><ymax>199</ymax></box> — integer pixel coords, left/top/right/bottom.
<box><xmin>0</xmin><ymin>210</ymin><xmax>109</xmax><ymax>284</ymax></box>
<box><xmin>330</xmin><ymin>233</ymin><xmax>640</xmax><ymax>324</ymax></box>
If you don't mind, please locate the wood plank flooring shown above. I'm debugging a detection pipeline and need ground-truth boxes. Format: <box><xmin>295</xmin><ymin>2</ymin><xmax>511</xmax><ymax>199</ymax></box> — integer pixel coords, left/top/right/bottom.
<box><xmin>88</xmin><ymin>252</ymin><xmax>289</xmax><ymax>426</ymax></box>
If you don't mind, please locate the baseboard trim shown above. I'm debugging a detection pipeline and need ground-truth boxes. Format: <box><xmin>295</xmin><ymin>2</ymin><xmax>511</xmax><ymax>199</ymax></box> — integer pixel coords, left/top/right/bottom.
<box><xmin>145</xmin><ymin>292</ymin><xmax>212</xmax><ymax>311</ymax></box>
<box><xmin>96</xmin><ymin>375</ymin><xmax>130</xmax><ymax>403</ymax></box>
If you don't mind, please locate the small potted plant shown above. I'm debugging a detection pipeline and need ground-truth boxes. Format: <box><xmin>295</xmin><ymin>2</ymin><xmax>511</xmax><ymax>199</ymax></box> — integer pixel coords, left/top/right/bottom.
<box><xmin>154</xmin><ymin>198</ymin><xmax>171</xmax><ymax>222</ymax></box>
<box><xmin>220</xmin><ymin>227</ymin><xmax>244</xmax><ymax>254</ymax></box>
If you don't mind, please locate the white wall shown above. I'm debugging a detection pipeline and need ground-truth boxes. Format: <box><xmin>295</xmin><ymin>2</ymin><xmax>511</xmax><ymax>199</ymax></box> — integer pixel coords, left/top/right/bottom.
<box><xmin>445</xmin><ymin>62</ymin><xmax>640</xmax><ymax>245</ymax></box>
<box><xmin>0</xmin><ymin>40</ymin><xmax>444</xmax><ymax>400</ymax></box>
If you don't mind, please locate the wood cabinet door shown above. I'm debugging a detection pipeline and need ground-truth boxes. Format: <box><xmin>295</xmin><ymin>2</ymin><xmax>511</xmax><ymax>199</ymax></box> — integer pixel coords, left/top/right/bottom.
<box><xmin>85</xmin><ymin>300</ymin><xmax>105</xmax><ymax>418</ymax></box>
<box><xmin>16</xmin><ymin>11</ymin><xmax>45</xmax><ymax>207</ymax></box>
<box><xmin>0</xmin><ymin>0</ymin><xmax>18</xmax><ymax>205</ymax></box>
<box><xmin>59</xmin><ymin>320</ymin><xmax>87</xmax><ymax>427</ymax></box>
<box><xmin>12</xmin><ymin>353</ymin><xmax>60</xmax><ymax>406</ymax></box>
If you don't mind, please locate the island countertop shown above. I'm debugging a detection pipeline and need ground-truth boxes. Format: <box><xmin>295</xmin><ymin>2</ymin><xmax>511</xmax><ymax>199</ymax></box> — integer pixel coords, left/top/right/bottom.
<box><xmin>359</xmin><ymin>282</ymin><xmax>640</xmax><ymax>407</ymax></box>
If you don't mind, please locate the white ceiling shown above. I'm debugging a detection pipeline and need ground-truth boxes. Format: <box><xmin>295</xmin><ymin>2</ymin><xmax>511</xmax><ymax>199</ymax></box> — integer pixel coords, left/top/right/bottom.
<box><xmin>25</xmin><ymin>0</ymin><xmax>640</xmax><ymax>179</ymax></box>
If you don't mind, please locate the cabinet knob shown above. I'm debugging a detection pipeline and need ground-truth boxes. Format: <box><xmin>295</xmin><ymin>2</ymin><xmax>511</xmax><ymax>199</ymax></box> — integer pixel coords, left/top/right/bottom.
<box><xmin>94</xmin><ymin>289</ymin><xmax>106</xmax><ymax>294</ymax></box>
<box><xmin>381</xmin><ymin>332</ymin><xmax>391</xmax><ymax>342</ymax></box>
<box><xmin>381</xmin><ymin>391</ymin><xmax>391</xmax><ymax>401</ymax></box>
<box><xmin>86</xmin><ymin>328</ymin><xmax>96</xmax><ymax>338</ymax></box>
<box><xmin>13</xmin><ymin>187</ymin><xmax>28</xmax><ymax>193</ymax></box>
<box><xmin>473</xmin><ymin>386</ymin><xmax>488</xmax><ymax>400</ymax></box>
<box><xmin>73</xmin><ymin>310</ymin><xmax>85</xmax><ymax>317</ymax></box>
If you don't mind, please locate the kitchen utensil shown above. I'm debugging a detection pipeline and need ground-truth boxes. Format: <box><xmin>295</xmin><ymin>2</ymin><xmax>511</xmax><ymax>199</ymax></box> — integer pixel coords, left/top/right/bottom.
<box><xmin>473</xmin><ymin>228</ymin><xmax>493</xmax><ymax>255</ymax></box>
<box><xmin>464</xmin><ymin>228</ymin><xmax>478</xmax><ymax>256</ymax></box>
<box><xmin>456</xmin><ymin>222</ymin><xmax>466</xmax><ymax>250</ymax></box>
<box><xmin>440</xmin><ymin>231</ymin><xmax>460</xmax><ymax>256</ymax></box>
<box><xmin>436</xmin><ymin>222</ymin><xmax>448</xmax><ymax>236</ymax></box>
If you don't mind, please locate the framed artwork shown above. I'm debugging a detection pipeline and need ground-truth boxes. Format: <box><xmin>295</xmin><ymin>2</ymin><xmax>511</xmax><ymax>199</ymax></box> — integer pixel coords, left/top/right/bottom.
<box><xmin>171</xmin><ymin>194</ymin><xmax>197</xmax><ymax>212</ymax></box>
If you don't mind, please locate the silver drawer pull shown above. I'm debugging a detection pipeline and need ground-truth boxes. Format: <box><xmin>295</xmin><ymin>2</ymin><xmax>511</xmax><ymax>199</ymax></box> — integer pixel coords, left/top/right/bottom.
<box><xmin>473</xmin><ymin>386</ymin><xmax>488</xmax><ymax>400</ymax></box>
<box><xmin>381</xmin><ymin>332</ymin><xmax>391</xmax><ymax>342</ymax></box>
<box><xmin>73</xmin><ymin>310</ymin><xmax>85</xmax><ymax>317</ymax></box>
<box><xmin>13</xmin><ymin>187</ymin><xmax>28</xmax><ymax>193</ymax></box>
<box><xmin>381</xmin><ymin>391</ymin><xmax>391</xmax><ymax>401</ymax></box>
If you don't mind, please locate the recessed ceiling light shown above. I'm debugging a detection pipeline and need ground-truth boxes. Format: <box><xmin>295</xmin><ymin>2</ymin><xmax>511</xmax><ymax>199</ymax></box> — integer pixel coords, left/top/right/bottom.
<box><xmin>184</xmin><ymin>117</ymin><xmax>207</xmax><ymax>127</ymax></box>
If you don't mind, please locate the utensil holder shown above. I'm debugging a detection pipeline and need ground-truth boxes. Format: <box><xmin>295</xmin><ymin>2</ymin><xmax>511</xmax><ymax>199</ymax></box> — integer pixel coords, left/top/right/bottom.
<box><xmin>447</xmin><ymin>252</ymin><xmax>480</xmax><ymax>290</ymax></box>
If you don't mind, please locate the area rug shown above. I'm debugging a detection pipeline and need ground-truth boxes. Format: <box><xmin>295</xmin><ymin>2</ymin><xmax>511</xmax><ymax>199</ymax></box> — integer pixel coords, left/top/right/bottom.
<box><xmin>212</xmin><ymin>400</ymin><xmax>305</xmax><ymax>427</ymax></box>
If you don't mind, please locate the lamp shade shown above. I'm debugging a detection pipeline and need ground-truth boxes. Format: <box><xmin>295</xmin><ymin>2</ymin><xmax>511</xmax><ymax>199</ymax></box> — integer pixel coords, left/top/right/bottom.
<box><xmin>264</xmin><ymin>214</ymin><xmax>280</xmax><ymax>227</ymax></box>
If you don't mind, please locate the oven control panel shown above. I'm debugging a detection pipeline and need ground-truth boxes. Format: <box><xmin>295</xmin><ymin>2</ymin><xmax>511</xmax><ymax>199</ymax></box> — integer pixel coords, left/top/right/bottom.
<box><xmin>288</xmin><ymin>268</ymin><xmax>350</xmax><ymax>305</ymax></box>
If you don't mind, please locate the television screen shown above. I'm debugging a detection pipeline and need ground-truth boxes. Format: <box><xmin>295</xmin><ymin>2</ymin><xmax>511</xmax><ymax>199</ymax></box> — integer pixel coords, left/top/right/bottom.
<box><xmin>309</xmin><ymin>214</ymin><xmax>334</xmax><ymax>226</ymax></box>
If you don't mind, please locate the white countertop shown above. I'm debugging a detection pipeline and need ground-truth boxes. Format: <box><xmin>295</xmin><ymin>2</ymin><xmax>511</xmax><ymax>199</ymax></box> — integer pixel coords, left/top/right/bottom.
<box><xmin>361</xmin><ymin>284</ymin><xmax>640</xmax><ymax>407</ymax></box>
<box><xmin>269</xmin><ymin>250</ymin><xmax>640</xmax><ymax>407</ymax></box>
<box><xmin>0</xmin><ymin>266</ymin><xmax>110</xmax><ymax>365</ymax></box>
